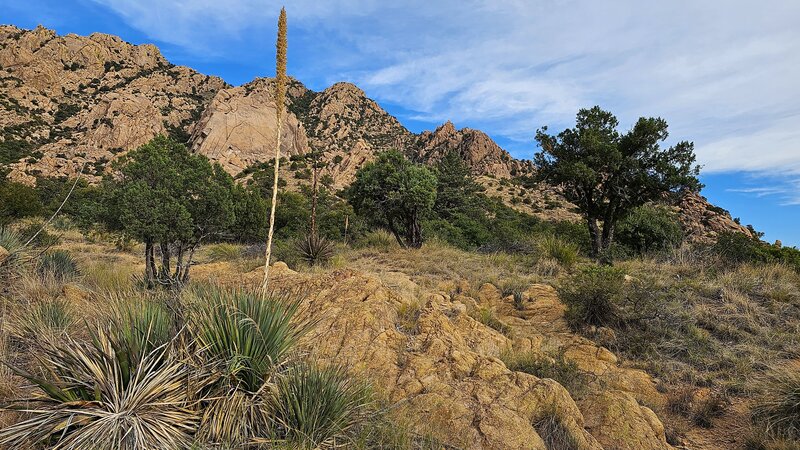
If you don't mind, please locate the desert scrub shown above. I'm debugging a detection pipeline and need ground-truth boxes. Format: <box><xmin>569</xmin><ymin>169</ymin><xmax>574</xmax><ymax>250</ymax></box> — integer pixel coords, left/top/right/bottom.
<box><xmin>559</xmin><ymin>266</ymin><xmax>625</xmax><ymax>328</ymax></box>
<box><xmin>354</xmin><ymin>229</ymin><xmax>399</xmax><ymax>251</ymax></box>
<box><xmin>534</xmin><ymin>411</ymin><xmax>581</xmax><ymax>450</ymax></box>
<box><xmin>396</xmin><ymin>300</ymin><xmax>422</xmax><ymax>334</ymax></box>
<box><xmin>9</xmin><ymin>297</ymin><xmax>74</xmax><ymax>340</ymax></box>
<box><xmin>501</xmin><ymin>350</ymin><xmax>589</xmax><ymax>398</ymax></box>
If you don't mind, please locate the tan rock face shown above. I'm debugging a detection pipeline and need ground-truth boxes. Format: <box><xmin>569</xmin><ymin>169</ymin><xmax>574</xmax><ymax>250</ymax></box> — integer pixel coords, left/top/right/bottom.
<box><xmin>192</xmin><ymin>262</ymin><xmax>673</xmax><ymax>450</ymax></box>
<box><xmin>1</xmin><ymin>24</ymin><xmax>226</xmax><ymax>183</ymax></box>
<box><xmin>189</xmin><ymin>78</ymin><xmax>308</xmax><ymax>175</ymax></box>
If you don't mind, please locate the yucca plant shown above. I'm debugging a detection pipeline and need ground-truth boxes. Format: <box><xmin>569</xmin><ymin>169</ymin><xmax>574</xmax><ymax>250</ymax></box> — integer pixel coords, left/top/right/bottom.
<box><xmin>0</xmin><ymin>329</ymin><xmax>198</xmax><ymax>449</ymax></box>
<box><xmin>0</xmin><ymin>227</ymin><xmax>29</xmax><ymax>285</ymax></box>
<box><xmin>107</xmin><ymin>293</ymin><xmax>177</xmax><ymax>381</ymax></box>
<box><xmin>191</xmin><ymin>286</ymin><xmax>307</xmax><ymax>444</ymax></box>
<box><xmin>37</xmin><ymin>249</ymin><xmax>80</xmax><ymax>281</ymax></box>
<box><xmin>268</xmin><ymin>363</ymin><xmax>371</xmax><ymax>449</ymax></box>
<box><xmin>10</xmin><ymin>297</ymin><xmax>75</xmax><ymax>340</ymax></box>
<box><xmin>296</xmin><ymin>233</ymin><xmax>335</xmax><ymax>266</ymax></box>
<box><xmin>752</xmin><ymin>363</ymin><xmax>800</xmax><ymax>440</ymax></box>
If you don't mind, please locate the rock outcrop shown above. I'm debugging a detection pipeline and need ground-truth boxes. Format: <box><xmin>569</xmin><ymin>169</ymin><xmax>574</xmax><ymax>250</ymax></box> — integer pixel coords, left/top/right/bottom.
<box><xmin>672</xmin><ymin>191</ymin><xmax>753</xmax><ymax>243</ymax></box>
<box><xmin>193</xmin><ymin>262</ymin><xmax>673</xmax><ymax>449</ymax></box>
<box><xmin>0</xmin><ymin>24</ymin><xmax>226</xmax><ymax>183</ymax></box>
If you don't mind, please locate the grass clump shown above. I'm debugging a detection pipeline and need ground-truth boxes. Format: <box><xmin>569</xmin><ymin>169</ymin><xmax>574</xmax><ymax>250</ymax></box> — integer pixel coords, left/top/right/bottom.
<box><xmin>752</xmin><ymin>364</ymin><xmax>800</xmax><ymax>441</ymax></box>
<box><xmin>37</xmin><ymin>249</ymin><xmax>79</xmax><ymax>281</ymax></box>
<box><xmin>534</xmin><ymin>412</ymin><xmax>580</xmax><ymax>450</ymax></box>
<box><xmin>538</xmin><ymin>235</ymin><xmax>579</xmax><ymax>268</ymax></box>
<box><xmin>501</xmin><ymin>350</ymin><xmax>589</xmax><ymax>398</ymax></box>
<box><xmin>471</xmin><ymin>307</ymin><xmax>512</xmax><ymax>337</ymax></box>
<box><xmin>205</xmin><ymin>242</ymin><xmax>243</xmax><ymax>262</ymax></box>
<box><xmin>10</xmin><ymin>298</ymin><xmax>74</xmax><ymax>340</ymax></box>
<box><xmin>354</xmin><ymin>229</ymin><xmax>399</xmax><ymax>251</ymax></box>
<box><xmin>269</xmin><ymin>363</ymin><xmax>371</xmax><ymax>449</ymax></box>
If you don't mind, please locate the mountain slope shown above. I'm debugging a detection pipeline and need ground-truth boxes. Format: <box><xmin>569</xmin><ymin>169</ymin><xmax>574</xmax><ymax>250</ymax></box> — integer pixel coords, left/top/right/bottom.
<box><xmin>0</xmin><ymin>25</ymin><xmax>751</xmax><ymax>242</ymax></box>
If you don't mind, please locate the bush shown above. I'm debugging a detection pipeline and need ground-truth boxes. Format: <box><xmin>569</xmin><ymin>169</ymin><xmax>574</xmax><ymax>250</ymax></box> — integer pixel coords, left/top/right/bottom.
<box><xmin>354</xmin><ymin>229</ymin><xmax>399</xmax><ymax>251</ymax></box>
<box><xmin>616</xmin><ymin>205</ymin><xmax>683</xmax><ymax>255</ymax></box>
<box><xmin>752</xmin><ymin>364</ymin><xmax>800</xmax><ymax>440</ymax></box>
<box><xmin>269</xmin><ymin>363</ymin><xmax>371</xmax><ymax>448</ymax></box>
<box><xmin>0</xmin><ymin>180</ymin><xmax>42</xmax><ymax>225</ymax></box>
<box><xmin>559</xmin><ymin>266</ymin><xmax>625</xmax><ymax>328</ymax></box>
<box><xmin>37</xmin><ymin>250</ymin><xmax>79</xmax><ymax>281</ymax></box>
<box><xmin>17</xmin><ymin>222</ymin><xmax>60</xmax><ymax>248</ymax></box>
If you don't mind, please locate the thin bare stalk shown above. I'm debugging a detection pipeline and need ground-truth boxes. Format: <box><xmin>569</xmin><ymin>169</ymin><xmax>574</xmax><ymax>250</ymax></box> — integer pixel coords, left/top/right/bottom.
<box><xmin>263</xmin><ymin>8</ymin><xmax>287</xmax><ymax>294</ymax></box>
<box><xmin>22</xmin><ymin>163</ymin><xmax>86</xmax><ymax>249</ymax></box>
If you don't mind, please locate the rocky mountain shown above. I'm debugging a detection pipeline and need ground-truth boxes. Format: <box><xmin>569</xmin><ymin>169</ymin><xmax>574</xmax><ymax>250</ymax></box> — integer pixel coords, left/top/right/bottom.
<box><xmin>0</xmin><ymin>25</ymin><xmax>750</xmax><ymax>241</ymax></box>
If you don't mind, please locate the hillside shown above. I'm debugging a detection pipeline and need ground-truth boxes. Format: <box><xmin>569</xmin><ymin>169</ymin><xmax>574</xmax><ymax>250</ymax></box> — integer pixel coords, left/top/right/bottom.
<box><xmin>0</xmin><ymin>25</ymin><xmax>749</xmax><ymax>242</ymax></box>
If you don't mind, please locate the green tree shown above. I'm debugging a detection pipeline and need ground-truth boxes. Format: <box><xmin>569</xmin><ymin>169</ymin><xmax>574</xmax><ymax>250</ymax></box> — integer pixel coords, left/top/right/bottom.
<box><xmin>534</xmin><ymin>106</ymin><xmax>701</xmax><ymax>259</ymax></box>
<box><xmin>616</xmin><ymin>204</ymin><xmax>683</xmax><ymax>254</ymax></box>
<box><xmin>0</xmin><ymin>179</ymin><xmax>42</xmax><ymax>225</ymax></box>
<box><xmin>110</xmin><ymin>135</ymin><xmax>236</xmax><ymax>287</ymax></box>
<box><xmin>433</xmin><ymin>149</ymin><xmax>483</xmax><ymax>218</ymax></box>
<box><xmin>347</xmin><ymin>150</ymin><xmax>437</xmax><ymax>248</ymax></box>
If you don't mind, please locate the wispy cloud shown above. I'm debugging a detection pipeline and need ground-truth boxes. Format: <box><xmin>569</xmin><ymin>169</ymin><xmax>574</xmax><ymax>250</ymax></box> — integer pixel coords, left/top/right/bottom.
<box><xmin>89</xmin><ymin>0</ymin><xmax>800</xmax><ymax>176</ymax></box>
<box><xmin>727</xmin><ymin>178</ymin><xmax>800</xmax><ymax>206</ymax></box>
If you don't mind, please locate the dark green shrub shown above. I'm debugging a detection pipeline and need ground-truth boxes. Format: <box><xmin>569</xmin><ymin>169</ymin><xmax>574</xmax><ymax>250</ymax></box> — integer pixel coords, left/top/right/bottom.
<box><xmin>0</xmin><ymin>179</ymin><xmax>42</xmax><ymax>225</ymax></box>
<box><xmin>19</xmin><ymin>222</ymin><xmax>60</xmax><ymax>248</ymax></box>
<box><xmin>616</xmin><ymin>205</ymin><xmax>683</xmax><ymax>254</ymax></box>
<box><xmin>559</xmin><ymin>266</ymin><xmax>625</xmax><ymax>328</ymax></box>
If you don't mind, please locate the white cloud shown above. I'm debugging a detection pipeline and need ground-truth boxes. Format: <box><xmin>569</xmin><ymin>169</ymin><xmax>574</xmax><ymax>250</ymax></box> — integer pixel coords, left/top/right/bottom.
<box><xmin>91</xmin><ymin>0</ymin><xmax>800</xmax><ymax>174</ymax></box>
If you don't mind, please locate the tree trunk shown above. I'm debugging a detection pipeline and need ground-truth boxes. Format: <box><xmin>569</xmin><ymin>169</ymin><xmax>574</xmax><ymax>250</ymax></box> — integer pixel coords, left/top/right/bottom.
<box><xmin>144</xmin><ymin>240</ymin><xmax>155</xmax><ymax>288</ymax></box>
<box><xmin>587</xmin><ymin>217</ymin><xmax>602</xmax><ymax>257</ymax></box>
<box><xmin>386</xmin><ymin>219</ymin><xmax>408</xmax><ymax>249</ymax></box>
<box><xmin>310</xmin><ymin>152</ymin><xmax>319</xmax><ymax>238</ymax></box>
<box><xmin>407</xmin><ymin>210</ymin><xmax>423</xmax><ymax>249</ymax></box>
<box><xmin>159</xmin><ymin>242</ymin><xmax>171</xmax><ymax>282</ymax></box>
<box><xmin>181</xmin><ymin>245</ymin><xmax>196</xmax><ymax>285</ymax></box>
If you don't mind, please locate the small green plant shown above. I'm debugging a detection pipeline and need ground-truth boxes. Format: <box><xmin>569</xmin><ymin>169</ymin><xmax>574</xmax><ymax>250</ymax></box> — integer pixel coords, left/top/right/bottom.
<box><xmin>752</xmin><ymin>364</ymin><xmax>800</xmax><ymax>440</ymax></box>
<box><xmin>37</xmin><ymin>250</ymin><xmax>79</xmax><ymax>281</ymax></box>
<box><xmin>355</xmin><ymin>229</ymin><xmax>399</xmax><ymax>251</ymax></box>
<box><xmin>269</xmin><ymin>363</ymin><xmax>371</xmax><ymax>449</ymax></box>
<box><xmin>558</xmin><ymin>266</ymin><xmax>625</xmax><ymax>328</ymax></box>
<box><xmin>396</xmin><ymin>301</ymin><xmax>422</xmax><ymax>334</ymax></box>
<box><xmin>296</xmin><ymin>233</ymin><xmax>335</xmax><ymax>266</ymax></box>
<box><xmin>17</xmin><ymin>222</ymin><xmax>60</xmax><ymax>248</ymax></box>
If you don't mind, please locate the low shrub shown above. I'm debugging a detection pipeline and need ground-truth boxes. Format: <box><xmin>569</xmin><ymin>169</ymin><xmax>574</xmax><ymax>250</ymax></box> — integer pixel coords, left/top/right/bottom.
<box><xmin>354</xmin><ymin>229</ymin><xmax>399</xmax><ymax>251</ymax></box>
<box><xmin>471</xmin><ymin>307</ymin><xmax>512</xmax><ymax>337</ymax></box>
<box><xmin>559</xmin><ymin>266</ymin><xmax>625</xmax><ymax>328</ymax></box>
<box><xmin>16</xmin><ymin>222</ymin><xmax>60</xmax><ymax>248</ymax></box>
<box><xmin>206</xmin><ymin>243</ymin><xmax>243</xmax><ymax>262</ymax></box>
<box><xmin>616</xmin><ymin>205</ymin><xmax>683</xmax><ymax>255</ymax></box>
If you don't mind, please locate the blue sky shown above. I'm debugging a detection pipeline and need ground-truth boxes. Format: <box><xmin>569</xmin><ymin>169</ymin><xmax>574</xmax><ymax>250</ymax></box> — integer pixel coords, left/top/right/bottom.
<box><xmin>3</xmin><ymin>0</ymin><xmax>800</xmax><ymax>245</ymax></box>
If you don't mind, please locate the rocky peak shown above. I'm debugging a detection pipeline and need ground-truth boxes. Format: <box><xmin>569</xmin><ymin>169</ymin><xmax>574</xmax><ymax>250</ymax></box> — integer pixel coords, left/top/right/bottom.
<box><xmin>671</xmin><ymin>190</ymin><xmax>753</xmax><ymax>243</ymax></box>
<box><xmin>415</xmin><ymin>120</ymin><xmax>532</xmax><ymax>178</ymax></box>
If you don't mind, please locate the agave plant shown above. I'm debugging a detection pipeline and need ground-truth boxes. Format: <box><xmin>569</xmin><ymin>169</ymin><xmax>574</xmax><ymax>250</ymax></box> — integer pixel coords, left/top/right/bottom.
<box><xmin>296</xmin><ymin>233</ymin><xmax>335</xmax><ymax>266</ymax></box>
<box><xmin>190</xmin><ymin>287</ymin><xmax>307</xmax><ymax>444</ymax></box>
<box><xmin>267</xmin><ymin>363</ymin><xmax>371</xmax><ymax>449</ymax></box>
<box><xmin>0</xmin><ymin>328</ymin><xmax>198</xmax><ymax>449</ymax></box>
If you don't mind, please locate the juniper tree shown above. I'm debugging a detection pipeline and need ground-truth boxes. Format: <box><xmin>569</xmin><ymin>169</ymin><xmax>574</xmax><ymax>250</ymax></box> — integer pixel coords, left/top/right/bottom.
<box><xmin>534</xmin><ymin>106</ymin><xmax>701</xmax><ymax>260</ymax></box>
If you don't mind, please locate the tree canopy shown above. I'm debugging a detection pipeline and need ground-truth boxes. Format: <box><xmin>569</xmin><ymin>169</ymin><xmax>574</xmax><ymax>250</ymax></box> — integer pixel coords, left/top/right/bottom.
<box><xmin>534</xmin><ymin>106</ymin><xmax>701</xmax><ymax>258</ymax></box>
<box><xmin>347</xmin><ymin>150</ymin><xmax>437</xmax><ymax>248</ymax></box>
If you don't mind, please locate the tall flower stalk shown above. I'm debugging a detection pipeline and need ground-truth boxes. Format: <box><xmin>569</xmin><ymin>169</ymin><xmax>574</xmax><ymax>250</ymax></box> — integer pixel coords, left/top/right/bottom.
<box><xmin>263</xmin><ymin>7</ymin><xmax>287</xmax><ymax>293</ymax></box>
